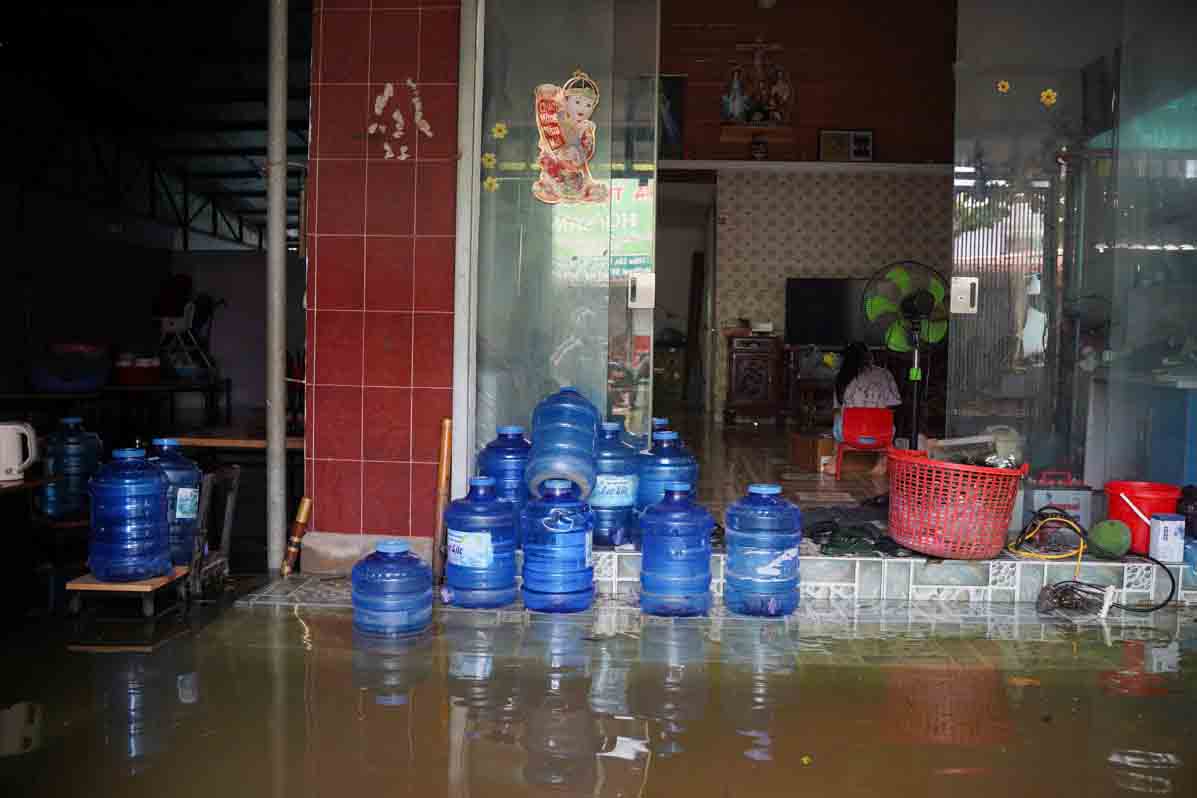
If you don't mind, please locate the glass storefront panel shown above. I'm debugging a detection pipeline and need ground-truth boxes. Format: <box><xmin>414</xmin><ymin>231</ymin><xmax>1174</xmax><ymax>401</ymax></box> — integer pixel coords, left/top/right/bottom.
<box><xmin>474</xmin><ymin>0</ymin><xmax>658</xmax><ymax>453</ymax></box>
<box><xmin>953</xmin><ymin>0</ymin><xmax>1197</xmax><ymax>489</ymax></box>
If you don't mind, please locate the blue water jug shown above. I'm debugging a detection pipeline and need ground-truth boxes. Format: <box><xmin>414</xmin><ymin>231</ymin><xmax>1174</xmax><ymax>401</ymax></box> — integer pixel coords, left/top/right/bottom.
<box><xmin>351</xmin><ymin>538</ymin><xmax>434</xmax><ymax>637</ymax></box>
<box><xmin>477</xmin><ymin>425</ymin><xmax>532</xmax><ymax>533</ymax></box>
<box><xmin>521</xmin><ymin>479</ymin><xmax>595</xmax><ymax>613</ymax></box>
<box><xmin>651</xmin><ymin>417</ymin><xmax>669</xmax><ymax>431</ymax></box>
<box><xmin>591</xmin><ymin>422</ymin><xmax>639</xmax><ymax>547</ymax></box>
<box><xmin>88</xmin><ymin>449</ymin><xmax>171</xmax><ymax>582</ymax></box>
<box><xmin>724</xmin><ymin>484</ymin><xmax>802</xmax><ymax>617</ymax></box>
<box><xmin>636</xmin><ymin>431</ymin><xmax>699</xmax><ymax>516</ymax></box>
<box><xmin>40</xmin><ymin>417</ymin><xmax>102</xmax><ymax>518</ymax></box>
<box><xmin>443</xmin><ymin>476</ymin><xmax>518</xmax><ymax>608</ymax></box>
<box><xmin>527</xmin><ymin>387</ymin><xmax>599</xmax><ymax>500</ymax></box>
<box><xmin>640</xmin><ymin>483</ymin><xmax>713</xmax><ymax>616</ymax></box>
<box><xmin>149</xmin><ymin>439</ymin><xmax>202</xmax><ymax>566</ymax></box>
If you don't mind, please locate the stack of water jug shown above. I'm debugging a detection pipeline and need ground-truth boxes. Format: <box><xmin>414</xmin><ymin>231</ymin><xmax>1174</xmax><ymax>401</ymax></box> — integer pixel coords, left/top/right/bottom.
<box><xmin>352</xmin><ymin>386</ymin><xmax>805</xmax><ymax>638</ymax></box>
<box><xmin>86</xmin><ymin>436</ymin><xmax>202</xmax><ymax>583</ymax></box>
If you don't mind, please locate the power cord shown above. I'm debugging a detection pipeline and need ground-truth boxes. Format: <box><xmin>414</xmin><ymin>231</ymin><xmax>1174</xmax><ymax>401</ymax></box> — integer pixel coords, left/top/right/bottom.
<box><xmin>1009</xmin><ymin>505</ymin><xmax>1176</xmax><ymax>614</ymax></box>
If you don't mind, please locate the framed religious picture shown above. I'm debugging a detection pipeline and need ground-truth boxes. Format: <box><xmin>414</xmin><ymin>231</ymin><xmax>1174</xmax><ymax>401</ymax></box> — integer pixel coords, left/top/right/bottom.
<box><xmin>819</xmin><ymin>129</ymin><xmax>874</xmax><ymax>162</ymax></box>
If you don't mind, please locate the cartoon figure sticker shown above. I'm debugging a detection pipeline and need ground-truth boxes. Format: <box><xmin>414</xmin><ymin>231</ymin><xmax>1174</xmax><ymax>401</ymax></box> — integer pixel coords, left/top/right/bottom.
<box><xmin>532</xmin><ymin>70</ymin><xmax>609</xmax><ymax>205</ymax></box>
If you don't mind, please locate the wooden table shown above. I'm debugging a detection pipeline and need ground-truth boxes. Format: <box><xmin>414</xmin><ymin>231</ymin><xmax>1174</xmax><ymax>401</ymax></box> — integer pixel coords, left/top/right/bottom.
<box><xmin>67</xmin><ymin>565</ymin><xmax>190</xmax><ymax>618</ymax></box>
<box><xmin>172</xmin><ymin>430</ymin><xmax>304</xmax><ymax>450</ymax></box>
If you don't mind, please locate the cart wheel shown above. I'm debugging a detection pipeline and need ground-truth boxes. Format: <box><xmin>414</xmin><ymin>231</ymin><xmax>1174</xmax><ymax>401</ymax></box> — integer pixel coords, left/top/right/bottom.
<box><xmin>68</xmin><ymin>594</ymin><xmax>82</xmax><ymax>616</ymax></box>
<box><xmin>142</xmin><ymin>596</ymin><xmax>155</xmax><ymax>618</ymax></box>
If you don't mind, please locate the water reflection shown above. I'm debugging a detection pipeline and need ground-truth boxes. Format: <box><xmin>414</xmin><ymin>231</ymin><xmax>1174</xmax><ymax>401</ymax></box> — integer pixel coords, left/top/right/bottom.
<box><xmin>2</xmin><ymin>606</ymin><xmax>1195</xmax><ymax>797</ymax></box>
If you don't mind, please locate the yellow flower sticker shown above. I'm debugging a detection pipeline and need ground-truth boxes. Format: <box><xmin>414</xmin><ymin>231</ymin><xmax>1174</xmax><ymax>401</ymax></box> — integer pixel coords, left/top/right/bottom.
<box><xmin>482</xmin><ymin>176</ymin><xmax>499</xmax><ymax>193</ymax></box>
<box><xmin>1040</xmin><ymin>88</ymin><xmax>1058</xmax><ymax>108</ymax></box>
<box><xmin>996</xmin><ymin>79</ymin><xmax>1010</xmax><ymax>94</ymax></box>
<box><xmin>491</xmin><ymin>122</ymin><xmax>509</xmax><ymax>140</ymax></box>
<box><xmin>481</xmin><ymin>152</ymin><xmax>497</xmax><ymax>169</ymax></box>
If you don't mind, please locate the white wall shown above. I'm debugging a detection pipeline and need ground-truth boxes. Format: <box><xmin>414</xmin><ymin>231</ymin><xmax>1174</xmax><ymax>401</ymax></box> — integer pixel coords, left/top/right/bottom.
<box><xmin>172</xmin><ymin>251</ymin><xmax>306</xmax><ymax>410</ymax></box>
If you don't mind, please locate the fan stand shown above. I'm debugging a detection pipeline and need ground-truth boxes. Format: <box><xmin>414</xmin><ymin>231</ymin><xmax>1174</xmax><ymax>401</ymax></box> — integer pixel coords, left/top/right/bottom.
<box><xmin>907</xmin><ymin>327</ymin><xmax>924</xmax><ymax>451</ymax></box>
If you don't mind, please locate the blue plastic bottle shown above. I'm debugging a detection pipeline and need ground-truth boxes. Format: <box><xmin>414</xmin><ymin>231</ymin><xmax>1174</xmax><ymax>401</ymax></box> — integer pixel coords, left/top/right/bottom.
<box><xmin>636</xmin><ymin>431</ymin><xmax>699</xmax><ymax>516</ymax></box>
<box><xmin>40</xmin><ymin>417</ymin><xmax>102</xmax><ymax>518</ymax></box>
<box><xmin>526</xmin><ymin>387</ymin><xmax>599</xmax><ymax>500</ymax></box>
<box><xmin>442</xmin><ymin>476</ymin><xmax>518</xmax><ymax>608</ymax></box>
<box><xmin>88</xmin><ymin>449</ymin><xmax>171</xmax><ymax>582</ymax></box>
<box><xmin>591</xmin><ymin>422</ymin><xmax>639</xmax><ymax>547</ymax></box>
<box><xmin>477</xmin><ymin>425</ymin><xmax>532</xmax><ymax>533</ymax></box>
<box><xmin>724</xmin><ymin>484</ymin><xmax>802</xmax><ymax>617</ymax></box>
<box><xmin>521</xmin><ymin>479</ymin><xmax>595</xmax><ymax>613</ymax></box>
<box><xmin>149</xmin><ymin>439</ymin><xmax>203</xmax><ymax>566</ymax></box>
<box><xmin>351</xmin><ymin>539</ymin><xmax>434</xmax><ymax>637</ymax></box>
<box><xmin>640</xmin><ymin>483</ymin><xmax>713</xmax><ymax>616</ymax></box>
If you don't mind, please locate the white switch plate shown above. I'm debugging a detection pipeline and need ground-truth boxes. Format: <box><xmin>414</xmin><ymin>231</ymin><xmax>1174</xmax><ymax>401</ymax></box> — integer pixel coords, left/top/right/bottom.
<box><xmin>628</xmin><ymin>273</ymin><xmax>656</xmax><ymax>309</ymax></box>
<box><xmin>950</xmin><ymin>276</ymin><xmax>979</xmax><ymax>314</ymax></box>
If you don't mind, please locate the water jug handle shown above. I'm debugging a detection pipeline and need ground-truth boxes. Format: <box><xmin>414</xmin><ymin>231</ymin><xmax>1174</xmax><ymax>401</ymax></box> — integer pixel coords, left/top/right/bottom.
<box><xmin>542</xmin><ymin>509</ymin><xmax>578</xmax><ymax>532</ymax></box>
<box><xmin>17</xmin><ymin>423</ymin><xmax>37</xmax><ymax>472</ymax></box>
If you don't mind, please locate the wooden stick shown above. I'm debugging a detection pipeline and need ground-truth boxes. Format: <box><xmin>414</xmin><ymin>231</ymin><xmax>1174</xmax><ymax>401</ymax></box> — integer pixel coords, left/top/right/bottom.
<box><xmin>280</xmin><ymin>497</ymin><xmax>313</xmax><ymax>577</ymax></box>
<box><xmin>431</xmin><ymin>417</ymin><xmax>453</xmax><ymax>584</ymax></box>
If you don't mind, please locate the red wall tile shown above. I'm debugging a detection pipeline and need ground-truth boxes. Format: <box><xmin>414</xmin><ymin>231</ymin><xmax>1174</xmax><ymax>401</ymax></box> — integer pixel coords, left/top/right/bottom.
<box><xmin>308</xmin><ymin>1</ymin><xmax>458</xmax><ymax>537</ymax></box>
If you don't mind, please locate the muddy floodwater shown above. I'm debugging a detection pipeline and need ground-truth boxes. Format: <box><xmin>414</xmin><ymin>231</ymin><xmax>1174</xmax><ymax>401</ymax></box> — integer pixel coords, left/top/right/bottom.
<box><xmin>2</xmin><ymin>603</ymin><xmax>1195</xmax><ymax>797</ymax></box>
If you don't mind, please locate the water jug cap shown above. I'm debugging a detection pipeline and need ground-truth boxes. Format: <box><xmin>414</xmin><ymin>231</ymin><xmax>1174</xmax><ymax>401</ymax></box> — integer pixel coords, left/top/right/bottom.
<box><xmin>151</xmin><ymin>438</ymin><xmax>179</xmax><ymax>447</ymax></box>
<box><xmin>376</xmin><ymin>538</ymin><xmax>410</xmax><ymax>555</ymax></box>
<box><xmin>652</xmin><ymin>417</ymin><xmax>669</xmax><ymax>427</ymax></box>
<box><xmin>113</xmin><ymin>448</ymin><xmax>146</xmax><ymax>460</ymax></box>
<box><xmin>497</xmin><ymin>425</ymin><xmax>524</xmax><ymax>436</ymax></box>
<box><xmin>748</xmin><ymin>484</ymin><xmax>782</xmax><ymax>496</ymax></box>
<box><xmin>544</xmin><ymin>479</ymin><xmax>574</xmax><ymax>491</ymax></box>
<box><xmin>601</xmin><ymin>422</ymin><xmax>621</xmax><ymax>432</ymax></box>
<box><xmin>653</xmin><ymin>431</ymin><xmax>679</xmax><ymax>441</ymax></box>
<box><xmin>470</xmin><ymin>476</ymin><xmax>496</xmax><ymax>487</ymax></box>
<box><xmin>60</xmin><ymin>416</ymin><xmax>83</xmax><ymax>424</ymax></box>
<box><xmin>665</xmin><ymin>482</ymin><xmax>691</xmax><ymax>493</ymax></box>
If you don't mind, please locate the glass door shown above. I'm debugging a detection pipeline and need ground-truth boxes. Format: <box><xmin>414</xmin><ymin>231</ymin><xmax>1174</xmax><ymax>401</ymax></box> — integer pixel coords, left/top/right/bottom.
<box><xmin>471</xmin><ymin>0</ymin><xmax>659</xmax><ymax>453</ymax></box>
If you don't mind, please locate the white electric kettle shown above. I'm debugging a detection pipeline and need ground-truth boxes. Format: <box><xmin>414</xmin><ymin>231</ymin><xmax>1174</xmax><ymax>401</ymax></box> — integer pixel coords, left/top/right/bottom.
<box><xmin>0</xmin><ymin>422</ymin><xmax>38</xmax><ymax>482</ymax></box>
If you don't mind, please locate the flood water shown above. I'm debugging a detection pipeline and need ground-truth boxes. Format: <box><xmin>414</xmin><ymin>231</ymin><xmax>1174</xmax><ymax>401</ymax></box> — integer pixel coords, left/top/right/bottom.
<box><xmin>2</xmin><ymin>603</ymin><xmax>1195</xmax><ymax>797</ymax></box>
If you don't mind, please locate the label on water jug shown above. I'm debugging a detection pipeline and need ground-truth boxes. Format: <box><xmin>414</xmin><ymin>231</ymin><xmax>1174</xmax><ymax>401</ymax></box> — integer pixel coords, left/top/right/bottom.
<box><xmin>175</xmin><ymin>488</ymin><xmax>200</xmax><ymax>520</ymax></box>
<box><xmin>590</xmin><ymin>474</ymin><xmax>638</xmax><ymax>508</ymax></box>
<box><xmin>447</xmin><ymin>529</ymin><xmax>494</xmax><ymax>569</ymax></box>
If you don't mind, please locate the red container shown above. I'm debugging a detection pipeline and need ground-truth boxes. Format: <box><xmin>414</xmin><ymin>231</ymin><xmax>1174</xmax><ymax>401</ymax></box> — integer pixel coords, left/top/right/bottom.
<box><xmin>888</xmin><ymin>448</ymin><xmax>1028</xmax><ymax>559</ymax></box>
<box><xmin>1104</xmin><ymin>481</ymin><xmax>1181</xmax><ymax>555</ymax></box>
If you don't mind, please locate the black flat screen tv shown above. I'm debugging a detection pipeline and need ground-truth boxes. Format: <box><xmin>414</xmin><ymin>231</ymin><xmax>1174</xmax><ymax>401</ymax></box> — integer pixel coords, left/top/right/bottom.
<box><xmin>784</xmin><ymin>278</ymin><xmax>880</xmax><ymax>347</ymax></box>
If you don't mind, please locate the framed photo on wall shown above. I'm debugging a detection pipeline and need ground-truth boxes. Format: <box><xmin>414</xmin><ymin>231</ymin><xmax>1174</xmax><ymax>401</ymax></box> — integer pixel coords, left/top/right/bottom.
<box><xmin>818</xmin><ymin>129</ymin><xmax>874</xmax><ymax>162</ymax></box>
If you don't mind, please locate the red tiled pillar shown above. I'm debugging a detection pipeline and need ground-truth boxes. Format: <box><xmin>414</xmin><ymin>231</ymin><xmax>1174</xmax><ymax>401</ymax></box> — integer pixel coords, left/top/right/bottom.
<box><xmin>305</xmin><ymin>0</ymin><xmax>461</xmax><ymax>542</ymax></box>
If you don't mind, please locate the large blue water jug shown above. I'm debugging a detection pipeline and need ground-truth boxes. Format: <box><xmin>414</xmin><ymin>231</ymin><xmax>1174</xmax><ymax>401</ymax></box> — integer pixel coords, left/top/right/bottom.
<box><xmin>477</xmin><ymin>425</ymin><xmax>532</xmax><ymax>530</ymax></box>
<box><xmin>724</xmin><ymin>484</ymin><xmax>802</xmax><ymax>617</ymax></box>
<box><xmin>351</xmin><ymin>539</ymin><xmax>434</xmax><ymax>637</ymax></box>
<box><xmin>636</xmin><ymin>431</ymin><xmax>699</xmax><ymax>516</ymax></box>
<box><xmin>640</xmin><ymin>483</ymin><xmax>713</xmax><ymax>616</ymax></box>
<box><xmin>88</xmin><ymin>449</ymin><xmax>171</xmax><ymax>582</ymax></box>
<box><xmin>526</xmin><ymin>387</ymin><xmax>599</xmax><ymax>500</ymax></box>
<box><xmin>521</xmin><ymin>479</ymin><xmax>595</xmax><ymax>613</ymax></box>
<box><xmin>443</xmin><ymin>476</ymin><xmax>518</xmax><ymax>608</ymax></box>
<box><xmin>149</xmin><ymin>439</ymin><xmax>202</xmax><ymax>566</ymax></box>
<box><xmin>591</xmin><ymin>422</ymin><xmax>639</xmax><ymax>547</ymax></box>
<box><xmin>40</xmin><ymin>417</ymin><xmax>102</xmax><ymax>518</ymax></box>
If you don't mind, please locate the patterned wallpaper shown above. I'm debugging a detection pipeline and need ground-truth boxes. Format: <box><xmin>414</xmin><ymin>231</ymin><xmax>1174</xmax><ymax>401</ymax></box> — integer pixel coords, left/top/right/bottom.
<box><xmin>714</xmin><ymin>169</ymin><xmax>953</xmax><ymax>418</ymax></box>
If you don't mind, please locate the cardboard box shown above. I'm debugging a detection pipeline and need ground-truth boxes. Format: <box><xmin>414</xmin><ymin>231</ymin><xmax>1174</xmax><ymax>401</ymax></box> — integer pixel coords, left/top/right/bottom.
<box><xmin>791</xmin><ymin>433</ymin><xmax>836</xmax><ymax>472</ymax></box>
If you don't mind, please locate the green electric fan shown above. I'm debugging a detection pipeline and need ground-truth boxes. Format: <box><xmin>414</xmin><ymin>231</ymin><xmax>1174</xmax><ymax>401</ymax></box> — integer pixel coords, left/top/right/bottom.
<box><xmin>860</xmin><ymin>261</ymin><xmax>950</xmax><ymax>449</ymax></box>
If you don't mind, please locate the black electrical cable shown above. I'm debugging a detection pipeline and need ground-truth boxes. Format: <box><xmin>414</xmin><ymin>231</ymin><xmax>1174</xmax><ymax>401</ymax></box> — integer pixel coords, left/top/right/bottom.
<box><xmin>1013</xmin><ymin>505</ymin><xmax>1177</xmax><ymax>614</ymax></box>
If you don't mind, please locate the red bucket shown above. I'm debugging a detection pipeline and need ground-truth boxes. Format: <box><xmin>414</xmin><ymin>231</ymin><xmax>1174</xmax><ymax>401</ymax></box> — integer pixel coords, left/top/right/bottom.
<box><xmin>1104</xmin><ymin>481</ymin><xmax>1181</xmax><ymax>555</ymax></box>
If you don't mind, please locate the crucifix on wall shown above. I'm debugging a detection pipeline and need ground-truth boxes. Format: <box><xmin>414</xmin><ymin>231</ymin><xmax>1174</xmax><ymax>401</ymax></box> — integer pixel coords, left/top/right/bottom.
<box><xmin>721</xmin><ymin>35</ymin><xmax>794</xmax><ymax>131</ymax></box>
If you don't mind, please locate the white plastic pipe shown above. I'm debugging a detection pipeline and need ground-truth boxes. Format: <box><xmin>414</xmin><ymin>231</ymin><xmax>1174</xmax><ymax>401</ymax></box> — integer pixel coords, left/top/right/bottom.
<box><xmin>266</xmin><ymin>0</ymin><xmax>289</xmax><ymax>572</ymax></box>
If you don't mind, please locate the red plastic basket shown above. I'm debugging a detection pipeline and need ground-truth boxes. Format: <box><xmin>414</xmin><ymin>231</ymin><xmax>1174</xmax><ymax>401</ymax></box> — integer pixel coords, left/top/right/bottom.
<box><xmin>887</xmin><ymin>448</ymin><xmax>1028</xmax><ymax>559</ymax></box>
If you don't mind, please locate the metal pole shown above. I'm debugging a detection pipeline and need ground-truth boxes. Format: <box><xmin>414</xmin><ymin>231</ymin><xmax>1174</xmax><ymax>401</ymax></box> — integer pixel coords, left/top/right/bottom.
<box><xmin>266</xmin><ymin>0</ymin><xmax>288</xmax><ymax>573</ymax></box>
